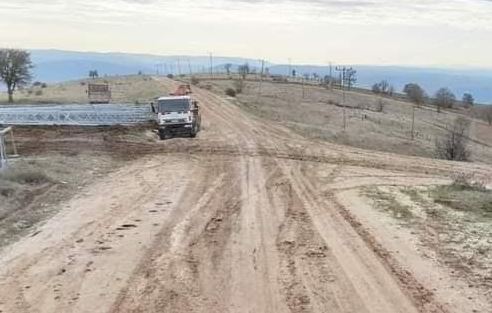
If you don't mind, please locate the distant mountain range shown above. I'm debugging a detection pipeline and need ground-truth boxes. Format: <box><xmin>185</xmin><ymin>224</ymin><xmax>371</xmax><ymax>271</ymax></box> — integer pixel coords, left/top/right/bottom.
<box><xmin>28</xmin><ymin>49</ymin><xmax>492</xmax><ymax>104</ymax></box>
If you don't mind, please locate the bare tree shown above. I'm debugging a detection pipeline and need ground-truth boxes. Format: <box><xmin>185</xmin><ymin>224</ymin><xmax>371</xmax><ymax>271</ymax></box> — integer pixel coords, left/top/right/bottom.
<box><xmin>89</xmin><ymin>70</ymin><xmax>99</xmax><ymax>79</ymax></box>
<box><xmin>403</xmin><ymin>83</ymin><xmax>426</xmax><ymax>106</ymax></box>
<box><xmin>462</xmin><ymin>93</ymin><xmax>474</xmax><ymax>108</ymax></box>
<box><xmin>372</xmin><ymin>80</ymin><xmax>394</xmax><ymax>95</ymax></box>
<box><xmin>238</xmin><ymin>63</ymin><xmax>250</xmax><ymax>80</ymax></box>
<box><xmin>435</xmin><ymin>117</ymin><xmax>471</xmax><ymax>161</ymax></box>
<box><xmin>224</xmin><ymin>63</ymin><xmax>232</xmax><ymax>76</ymax></box>
<box><xmin>0</xmin><ymin>49</ymin><xmax>33</xmax><ymax>103</ymax></box>
<box><xmin>371</xmin><ymin>83</ymin><xmax>381</xmax><ymax>94</ymax></box>
<box><xmin>434</xmin><ymin>87</ymin><xmax>456</xmax><ymax>113</ymax></box>
<box><xmin>344</xmin><ymin>69</ymin><xmax>357</xmax><ymax>90</ymax></box>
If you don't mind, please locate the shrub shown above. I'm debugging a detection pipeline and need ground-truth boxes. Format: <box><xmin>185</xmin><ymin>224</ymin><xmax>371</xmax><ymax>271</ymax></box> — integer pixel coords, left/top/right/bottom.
<box><xmin>234</xmin><ymin>79</ymin><xmax>244</xmax><ymax>94</ymax></box>
<box><xmin>451</xmin><ymin>172</ymin><xmax>487</xmax><ymax>191</ymax></box>
<box><xmin>1</xmin><ymin>168</ymin><xmax>51</xmax><ymax>185</ymax></box>
<box><xmin>166</xmin><ymin>74</ymin><xmax>174</xmax><ymax>79</ymax></box>
<box><xmin>34</xmin><ymin>90</ymin><xmax>43</xmax><ymax>96</ymax></box>
<box><xmin>41</xmin><ymin>83</ymin><xmax>47</xmax><ymax>88</ymax></box>
<box><xmin>435</xmin><ymin>117</ymin><xmax>470</xmax><ymax>161</ymax></box>
<box><xmin>190</xmin><ymin>76</ymin><xmax>200</xmax><ymax>85</ymax></box>
<box><xmin>225</xmin><ymin>88</ymin><xmax>236</xmax><ymax>97</ymax></box>
<box><xmin>375</xmin><ymin>98</ymin><xmax>385</xmax><ymax>112</ymax></box>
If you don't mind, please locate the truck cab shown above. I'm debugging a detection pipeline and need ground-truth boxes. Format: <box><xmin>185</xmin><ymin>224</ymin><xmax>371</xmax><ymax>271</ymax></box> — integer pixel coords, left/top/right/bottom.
<box><xmin>152</xmin><ymin>95</ymin><xmax>201</xmax><ymax>140</ymax></box>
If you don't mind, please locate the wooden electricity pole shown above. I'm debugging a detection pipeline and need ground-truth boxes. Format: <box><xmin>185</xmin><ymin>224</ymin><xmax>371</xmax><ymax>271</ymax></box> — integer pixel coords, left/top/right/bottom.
<box><xmin>411</xmin><ymin>105</ymin><xmax>415</xmax><ymax>140</ymax></box>
<box><xmin>187</xmin><ymin>59</ymin><xmax>193</xmax><ymax>76</ymax></box>
<box><xmin>209</xmin><ymin>52</ymin><xmax>214</xmax><ymax>79</ymax></box>
<box><xmin>257</xmin><ymin>59</ymin><xmax>265</xmax><ymax>99</ymax></box>
<box><xmin>336</xmin><ymin>66</ymin><xmax>348</xmax><ymax>131</ymax></box>
<box><xmin>302</xmin><ymin>78</ymin><xmax>305</xmax><ymax>99</ymax></box>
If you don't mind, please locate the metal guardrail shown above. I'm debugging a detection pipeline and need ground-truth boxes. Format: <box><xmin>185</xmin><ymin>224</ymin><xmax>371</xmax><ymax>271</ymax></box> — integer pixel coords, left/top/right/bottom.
<box><xmin>0</xmin><ymin>104</ymin><xmax>153</xmax><ymax>126</ymax></box>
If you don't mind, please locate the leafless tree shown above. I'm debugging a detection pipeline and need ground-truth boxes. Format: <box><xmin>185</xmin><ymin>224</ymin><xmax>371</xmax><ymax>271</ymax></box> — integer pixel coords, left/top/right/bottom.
<box><xmin>0</xmin><ymin>49</ymin><xmax>33</xmax><ymax>103</ymax></box>
<box><xmin>224</xmin><ymin>63</ymin><xmax>232</xmax><ymax>76</ymax></box>
<box><xmin>403</xmin><ymin>83</ymin><xmax>426</xmax><ymax>106</ymax></box>
<box><xmin>435</xmin><ymin>117</ymin><xmax>471</xmax><ymax>161</ymax></box>
<box><xmin>462</xmin><ymin>93</ymin><xmax>474</xmax><ymax>108</ymax></box>
<box><xmin>344</xmin><ymin>69</ymin><xmax>357</xmax><ymax>90</ymax></box>
<box><xmin>372</xmin><ymin>80</ymin><xmax>394</xmax><ymax>96</ymax></box>
<box><xmin>434</xmin><ymin>87</ymin><xmax>456</xmax><ymax>113</ymax></box>
<box><xmin>89</xmin><ymin>70</ymin><xmax>99</xmax><ymax>79</ymax></box>
<box><xmin>238</xmin><ymin>63</ymin><xmax>250</xmax><ymax>80</ymax></box>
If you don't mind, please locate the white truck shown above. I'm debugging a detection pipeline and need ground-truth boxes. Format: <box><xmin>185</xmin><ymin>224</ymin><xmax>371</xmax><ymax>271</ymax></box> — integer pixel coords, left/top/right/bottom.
<box><xmin>152</xmin><ymin>95</ymin><xmax>201</xmax><ymax>140</ymax></box>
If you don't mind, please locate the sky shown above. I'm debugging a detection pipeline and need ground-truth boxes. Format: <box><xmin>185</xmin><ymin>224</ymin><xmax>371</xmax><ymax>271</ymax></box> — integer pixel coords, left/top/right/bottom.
<box><xmin>1</xmin><ymin>0</ymin><xmax>492</xmax><ymax>67</ymax></box>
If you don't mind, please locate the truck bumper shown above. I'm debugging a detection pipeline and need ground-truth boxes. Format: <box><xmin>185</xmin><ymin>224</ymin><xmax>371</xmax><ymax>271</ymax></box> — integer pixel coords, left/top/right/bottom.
<box><xmin>158</xmin><ymin>123</ymin><xmax>193</xmax><ymax>136</ymax></box>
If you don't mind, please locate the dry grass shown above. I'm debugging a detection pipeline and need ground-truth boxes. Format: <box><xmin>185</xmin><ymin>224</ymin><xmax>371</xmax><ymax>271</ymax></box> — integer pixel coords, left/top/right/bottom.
<box><xmin>367</xmin><ymin>184</ymin><xmax>492</xmax><ymax>294</ymax></box>
<box><xmin>0</xmin><ymin>143</ymin><xmax>122</xmax><ymax>248</ymax></box>
<box><xmin>0</xmin><ymin>75</ymin><xmax>173</xmax><ymax>104</ymax></box>
<box><xmin>200</xmin><ymin>78</ymin><xmax>492</xmax><ymax>164</ymax></box>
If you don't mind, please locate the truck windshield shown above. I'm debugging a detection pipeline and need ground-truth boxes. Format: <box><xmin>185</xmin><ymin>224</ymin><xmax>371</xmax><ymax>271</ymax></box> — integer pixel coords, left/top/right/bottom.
<box><xmin>158</xmin><ymin>99</ymin><xmax>190</xmax><ymax>112</ymax></box>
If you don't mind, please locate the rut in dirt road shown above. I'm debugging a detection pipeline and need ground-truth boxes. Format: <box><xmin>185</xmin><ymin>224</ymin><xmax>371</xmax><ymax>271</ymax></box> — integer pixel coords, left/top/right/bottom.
<box><xmin>0</xmin><ymin>77</ymin><xmax>468</xmax><ymax>313</ymax></box>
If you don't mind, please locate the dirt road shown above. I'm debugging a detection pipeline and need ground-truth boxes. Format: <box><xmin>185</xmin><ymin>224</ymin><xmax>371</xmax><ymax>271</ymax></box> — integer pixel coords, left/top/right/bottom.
<box><xmin>0</xmin><ymin>78</ymin><xmax>490</xmax><ymax>313</ymax></box>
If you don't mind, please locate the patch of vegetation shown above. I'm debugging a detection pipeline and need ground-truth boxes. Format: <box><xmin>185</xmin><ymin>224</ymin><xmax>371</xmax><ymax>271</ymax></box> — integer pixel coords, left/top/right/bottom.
<box><xmin>190</xmin><ymin>76</ymin><xmax>200</xmax><ymax>85</ymax></box>
<box><xmin>0</xmin><ymin>167</ymin><xmax>51</xmax><ymax>186</ymax></box>
<box><xmin>363</xmin><ymin>187</ymin><xmax>414</xmax><ymax>221</ymax></box>
<box><xmin>225</xmin><ymin>88</ymin><xmax>236</xmax><ymax>97</ymax></box>
<box><xmin>431</xmin><ymin>185</ymin><xmax>492</xmax><ymax>218</ymax></box>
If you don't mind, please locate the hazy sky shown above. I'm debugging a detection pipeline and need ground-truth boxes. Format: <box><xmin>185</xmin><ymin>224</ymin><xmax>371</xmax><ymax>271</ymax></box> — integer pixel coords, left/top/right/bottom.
<box><xmin>1</xmin><ymin>0</ymin><xmax>491</xmax><ymax>67</ymax></box>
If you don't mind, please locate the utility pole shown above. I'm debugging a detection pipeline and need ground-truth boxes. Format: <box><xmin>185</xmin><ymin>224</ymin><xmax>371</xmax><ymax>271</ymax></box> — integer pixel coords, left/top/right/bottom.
<box><xmin>288</xmin><ymin>58</ymin><xmax>292</xmax><ymax>78</ymax></box>
<box><xmin>335</xmin><ymin>66</ymin><xmax>348</xmax><ymax>131</ymax></box>
<box><xmin>411</xmin><ymin>105</ymin><xmax>415</xmax><ymax>140</ymax></box>
<box><xmin>187</xmin><ymin>59</ymin><xmax>193</xmax><ymax>76</ymax></box>
<box><xmin>209</xmin><ymin>52</ymin><xmax>213</xmax><ymax>79</ymax></box>
<box><xmin>302</xmin><ymin>77</ymin><xmax>305</xmax><ymax>99</ymax></box>
<box><xmin>329</xmin><ymin>62</ymin><xmax>333</xmax><ymax>90</ymax></box>
<box><xmin>177</xmin><ymin>57</ymin><xmax>182</xmax><ymax>76</ymax></box>
<box><xmin>257</xmin><ymin>59</ymin><xmax>265</xmax><ymax>99</ymax></box>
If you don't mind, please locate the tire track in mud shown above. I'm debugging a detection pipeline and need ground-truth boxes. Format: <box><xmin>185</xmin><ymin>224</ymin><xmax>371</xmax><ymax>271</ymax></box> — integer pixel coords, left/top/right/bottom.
<box><xmin>3</xmin><ymin>78</ymin><xmax>484</xmax><ymax>313</ymax></box>
<box><xmin>194</xmin><ymin>85</ymin><xmax>447</xmax><ymax>312</ymax></box>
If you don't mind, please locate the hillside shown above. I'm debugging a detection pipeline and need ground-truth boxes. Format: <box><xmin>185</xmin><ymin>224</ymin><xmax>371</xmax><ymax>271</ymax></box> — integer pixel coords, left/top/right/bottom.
<box><xmin>26</xmin><ymin>50</ymin><xmax>492</xmax><ymax>104</ymax></box>
<box><xmin>191</xmin><ymin>75</ymin><xmax>492</xmax><ymax>165</ymax></box>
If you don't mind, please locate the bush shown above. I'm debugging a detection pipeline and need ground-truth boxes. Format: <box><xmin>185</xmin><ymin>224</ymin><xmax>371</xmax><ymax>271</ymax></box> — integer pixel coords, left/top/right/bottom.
<box><xmin>41</xmin><ymin>83</ymin><xmax>47</xmax><ymax>88</ymax></box>
<box><xmin>375</xmin><ymin>98</ymin><xmax>385</xmax><ymax>112</ymax></box>
<box><xmin>34</xmin><ymin>90</ymin><xmax>43</xmax><ymax>96</ymax></box>
<box><xmin>0</xmin><ymin>168</ymin><xmax>51</xmax><ymax>185</ymax></box>
<box><xmin>167</xmin><ymin>74</ymin><xmax>174</xmax><ymax>79</ymax></box>
<box><xmin>190</xmin><ymin>76</ymin><xmax>200</xmax><ymax>85</ymax></box>
<box><xmin>435</xmin><ymin>117</ymin><xmax>470</xmax><ymax>161</ymax></box>
<box><xmin>451</xmin><ymin>172</ymin><xmax>487</xmax><ymax>191</ymax></box>
<box><xmin>225</xmin><ymin>88</ymin><xmax>236</xmax><ymax>97</ymax></box>
<box><xmin>234</xmin><ymin>79</ymin><xmax>244</xmax><ymax>94</ymax></box>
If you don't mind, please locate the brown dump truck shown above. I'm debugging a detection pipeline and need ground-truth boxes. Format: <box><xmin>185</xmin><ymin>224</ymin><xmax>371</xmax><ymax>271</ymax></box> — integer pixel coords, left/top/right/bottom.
<box><xmin>87</xmin><ymin>83</ymin><xmax>111</xmax><ymax>104</ymax></box>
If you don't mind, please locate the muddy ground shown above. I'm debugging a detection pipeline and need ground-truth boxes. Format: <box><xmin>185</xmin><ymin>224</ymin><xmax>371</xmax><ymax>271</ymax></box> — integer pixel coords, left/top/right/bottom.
<box><xmin>0</xmin><ymin>77</ymin><xmax>491</xmax><ymax>313</ymax></box>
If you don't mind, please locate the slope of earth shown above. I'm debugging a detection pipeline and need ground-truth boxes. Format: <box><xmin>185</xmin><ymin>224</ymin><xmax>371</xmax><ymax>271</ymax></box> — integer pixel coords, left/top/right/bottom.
<box><xmin>0</xmin><ymin>77</ymin><xmax>490</xmax><ymax>313</ymax></box>
<box><xmin>195</xmin><ymin>78</ymin><xmax>492</xmax><ymax>165</ymax></box>
<box><xmin>0</xmin><ymin>75</ymin><xmax>172</xmax><ymax>105</ymax></box>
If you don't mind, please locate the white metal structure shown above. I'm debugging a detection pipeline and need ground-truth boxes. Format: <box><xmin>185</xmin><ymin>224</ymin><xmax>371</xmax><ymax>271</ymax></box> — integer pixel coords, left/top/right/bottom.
<box><xmin>0</xmin><ymin>104</ymin><xmax>153</xmax><ymax>126</ymax></box>
<box><xmin>0</xmin><ymin>127</ymin><xmax>15</xmax><ymax>171</ymax></box>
